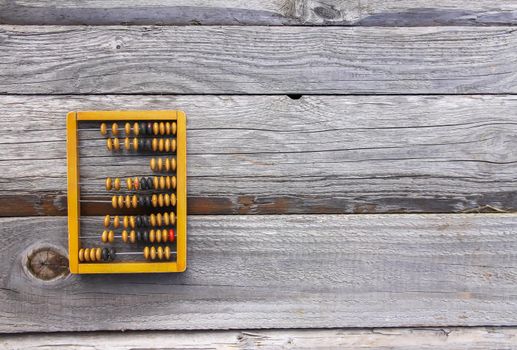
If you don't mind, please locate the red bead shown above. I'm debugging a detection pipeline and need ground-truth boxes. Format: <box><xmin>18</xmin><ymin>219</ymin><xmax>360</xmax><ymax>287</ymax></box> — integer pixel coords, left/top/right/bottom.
<box><xmin>168</xmin><ymin>228</ymin><xmax>175</xmax><ymax>242</ymax></box>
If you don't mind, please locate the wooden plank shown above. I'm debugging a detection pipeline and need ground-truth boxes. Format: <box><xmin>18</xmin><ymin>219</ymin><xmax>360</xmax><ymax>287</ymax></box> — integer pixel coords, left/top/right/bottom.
<box><xmin>1</xmin><ymin>26</ymin><xmax>517</xmax><ymax>94</ymax></box>
<box><xmin>2</xmin><ymin>94</ymin><xmax>517</xmax><ymax>216</ymax></box>
<box><xmin>1</xmin><ymin>1</ymin><xmax>517</xmax><ymax>26</ymax></box>
<box><xmin>3</xmin><ymin>327</ymin><xmax>517</xmax><ymax>349</ymax></box>
<box><xmin>1</xmin><ymin>214</ymin><xmax>516</xmax><ymax>332</ymax></box>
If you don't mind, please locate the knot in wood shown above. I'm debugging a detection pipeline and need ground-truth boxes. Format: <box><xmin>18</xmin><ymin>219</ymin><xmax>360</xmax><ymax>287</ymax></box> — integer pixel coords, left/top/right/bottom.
<box><xmin>26</xmin><ymin>247</ymin><xmax>69</xmax><ymax>281</ymax></box>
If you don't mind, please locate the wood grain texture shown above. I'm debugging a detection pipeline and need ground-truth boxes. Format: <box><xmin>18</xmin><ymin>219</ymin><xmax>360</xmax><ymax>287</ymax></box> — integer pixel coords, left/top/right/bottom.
<box><xmin>3</xmin><ymin>327</ymin><xmax>517</xmax><ymax>349</ymax></box>
<box><xmin>1</xmin><ymin>25</ymin><xmax>517</xmax><ymax>94</ymax></box>
<box><xmin>1</xmin><ymin>0</ymin><xmax>517</xmax><ymax>26</ymax></box>
<box><xmin>2</xmin><ymin>94</ymin><xmax>517</xmax><ymax>216</ymax></box>
<box><xmin>1</xmin><ymin>214</ymin><xmax>517</xmax><ymax>332</ymax></box>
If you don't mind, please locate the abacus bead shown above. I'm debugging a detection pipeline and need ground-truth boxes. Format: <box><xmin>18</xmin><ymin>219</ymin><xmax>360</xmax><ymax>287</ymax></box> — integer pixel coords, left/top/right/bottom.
<box><xmin>117</xmin><ymin>195</ymin><xmax>124</xmax><ymax>208</ymax></box>
<box><xmin>89</xmin><ymin>248</ymin><xmax>96</xmax><ymax>262</ymax></box>
<box><xmin>144</xmin><ymin>196</ymin><xmax>151</xmax><ymax>208</ymax></box>
<box><xmin>125</xmin><ymin>195</ymin><xmax>131</xmax><ymax>208</ymax></box>
<box><xmin>101</xmin><ymin>230</ymin><xmax>108</xmax><ymax>243</ymax></box>
<box><xmin>164</xmin><ymin>246</ymin><xmax>171</xmax><ymax>260</ymax></box>
<box><xmin>164</xmin><ymin>193</ymin><xmax>170</xmax><ymax>207</ymax></box>
<box><xmin>102</xmin><ymin>248</ymin><xmax>109</xmax><ymax>261</ymax></box>
<box><xmin>163</xmin><ymin>158</ymin><xmax>169</xmax><ymax>172</ymax></box>
<box><xmin>150</xmin><ymin>214</ymin><xmax>156</xmax><ymax>226</ymax></box>
<box><xmin>144</xmin><ymin>246</ymin><xmax>150</xmax><ymax>260</ymax></box>
<box><xmin>109</xmin><ymin>248</ymin><xmax>116</xmax><ymax>261</ymax></box>
<box><xmin>150</xmin><ymin>158</ymin><xmax>156</xmax><ymax>171</ymax></box>
<box><xmin>169</xmin><ymin>228</ymin><xmax>175</xmax><ymax>243</ymax></box>
<box><xmin>132</xmin><ymin>195</ymin><xmax>138</xmax><ymax>208</ymax></box>
<box><xmin>145</xmin><ymin>139</ymin><xmax>152</xmax><ymax>151</ymax></box>
<box><xmin>84</xmin><ymin>248</ymin><xmax>90</xmax><ymax>262</ymax></box>
<box><xmin>114</xmin><ymin>178</ymin><xmax>121</xmax><ymax>191</ymax></box>
<box><xmin>159</xmin><ymin>122</ymin><xmax>165</xmax><ymax>135</ymax></box>
<box><xmin>130</xmin><ymin>216</ymin><xmax>136</xmax><ymax>229</ymax></box>
<box><xmin>158</xmin><ymin>193</ymin><xmax>164</xmax><ymax>207</ymax></box>
<box><xmin>160</xmin><ymin>176</ymin><xmax>166</xmax><ymax>190</ymax></box>
<box><xmin>122</xmin><ymin>230</ymin><xmax>128</xmax><ymax>242</ymax></box>
<box><xmin>153</xmin><ymin>176</ymin><xmax>159</xmax><ymax>190</ymax></box>
<box><xmin>126</xmin><ymin>177</ymin><xmax>133</xmax><ymax>190</ymax></box>
<box><xmin>147</xmin><ymin>122</ymin><xmax>153</xmax><ymax>136</ymax></box>
<box><xmin>133</xmin><ymin>137</ymin><xmax>139</xmax><ymax>151</ymax></box>
<box><xmin>171</xmin><ymin>157</ymin><xmax>177</xmax><ymax>171</ymax></box>
<box><xmin>171</xmin><ymin>139</ymin><xmax>177</xmax><ymax>152</ymax></box>
<box><xmin>150</xmin><ymin>246</ymin><xmax>157</xmax><ymax>260</ymax></box>
<box><xmin>161</xmin><ymin>229</ymin><xmax>167</xmax><ymax>243</ymax></box>
<box><xmin>158</xmin><ymin>138</ymin><xmax>164</xmax><ymax>152</ymax></box>
<box><xmin>106</xmin><ymin>138</ymin><xmax>113</xmax><ymax>151</ymax></box>
<box><xmin>105</xmin><ymin>177</ymin><xmax>112</xmax><ymax>191</ymax></box>
<box><xmin>149</xmin><ymin>229</ymin><xmax>155</xmax><ymax>243</ymax></box>
<box><xmin>151</xmin><ymin>194</ymin><xmax>158</xmax><ymax>207</ymax></box>
<box><xmin>157</xmin><ymin>157</ymin><xmax>163</xmax><ymax>171</ymax></box>
<box><xmin>100</xmin><ymin>122</ymin><xmax>107</xmax><ymax>135</ymax></box>
<box><xmin>111</xmin><ymin>196</ymin><xmax>118</xmax><ymax>208</ymax></box>
<box><xmin>156</xmin><ymin>229</ymin><xmax>162</xmax><ymax>243</ymax></box>
<box><xmin>123</xmin><ymin>216</ymin><xmax>129</xmax><ymax>228</ymax></box>
<box><xmin>170</xmin><ymin>212</ymin><xmax>176</xmax><ymax>224</ymax></box>
<box><xmin>152</xmin><ymin>138</ymin><xmax>158</xmax><ymax>152</ymax></box>
<box><xmin>113</xmin><ymin>137</ymin><xmax>120</xmax><ymax>151</ymax></box>
<box><xmin>113</xmin><ymin>216</ymin><xmax>120</xmax><ymax>228</ymax></box>
<box><xmin>171</xmin><ymin>176</ymin><xmax>177</xmax><ymax>189</ymax></box>
<box><xmin>143</xmin><ymin>230</ymin><xmax>149</xmax><ymax>242</ymax></box>
<box><xmin>139</xmin><ymin>138</ymin><xmax>145</xmax><ymax>151</ymax></box>
<box><xmin>112</xmin><ymin>122</ymin><xmax>119</xmax><ymax>136</ymax></box>
<box><xmin>124</xmin><ymin>137</ymin><xmax>130</xmax><ymax>150</ymax></box>
<box><xmin>157</xmin><ymin>246</ymin><xmax>164</xmax><ymax>260</ymax></box>
<box><xmin>137</xmin><ymin>231</ymin><xmax>142</xmax><ymax>242</ymax></box>
<box><xmin>156</xmin><ymin>213</ymin><xmax>162</xmax><ymax>226</ymax></box>
<box><xmin>143</xmin><ymin>215</ymin><xmax>150</xmax><ymax>227</ymax></box>
<box><xmin>130</xmin><ymin>230</ymin><xmax>136</xmax><ymax>243</ymax></box>
<box><xmin>165</xmin><ymin>176</ymin><xmax>171</xmax><ymax>189</ymax></box>
<box><xmin>163</xmin><ymin>212</ymin><xmax>170</xmax><ymax>225</ymax></box>
<box><xmin>165</xmin><ymin>122</ymin><xmax>171</xmax><ymax>135</ymax></box>
<box><xmin>103</xmin><ymin>215</ymin><xmax>110</xmax><ymax>228</ymax></box>
<box><xmin>138</xmin><ymin>195</ymin><xmax>145</xmax><ymax>208</ymax></box>
<box><xmin>139</xmin><ymin>176</ymin><xmax>146</xmax><ymax>190</ymax></box>
<box><xmin>140</xmin><ymin>122</ymin><xmax>146</xmax><ymax>135</ymax></box>
<box><xmin>95</xmin><ymin>247</ymin><xmax>102</xmax><ymax>262</ymax></box>
<box><xmin>108</xmin><ymin>230</ymin><xmax>115</xmax><ymax>243</ymax></box>
<box><xmin>146</xmin><ymin>177</ymin><xmax>153</xmax><ymax>190</ymax></box>
<box><xmin>164</xmin><ymin>138</ymin><xmax>171</xmax><ymax>152</ymax></box>
<box><xmin>78</xmin><ymin>248</ymin><xmax>85</xmax><ymax>262</ymax></box>
<box><xmin>153</xmin><ymin>122</ymin><xmax>159</xmax><ymax>135</ymax></box>
<box><xmin>135</xmin><ymin>215</ymin><xmax>141</xmax><ymax>227</ymax></box>
<box><xmin>170</xmin><ymin>193</ymin><xmax>177</xmax><ymax>206</ymax></box>
<box><xmin>125</xmin><ymin>122</ymin><xmax>131</xmax><ymax>135</ymax></box>
<box><xmin>133</xmin><ymin>122</ymin><xmax>140</xmax><ymax>136</ymax></box>
<box><xmin>134</xmin><ymin>177</ymin><xmax>139</xmax><ymax>190</ymax></box>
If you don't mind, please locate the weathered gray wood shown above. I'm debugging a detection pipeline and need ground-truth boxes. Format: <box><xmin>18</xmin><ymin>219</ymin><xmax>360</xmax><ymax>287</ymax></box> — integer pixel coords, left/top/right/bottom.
<box><xmin>1</xmin><ymin>0</ymin><xmax>517</xmax><ymax>26</ymax></box>
<box><xmin>2</xmin><ymin>94</ymin><xmax>517</xmax><ymax>216</ymax></box>
<box><xmin>1</xmin><ymin>214</ymin><xmax>516</xmax><ymax>332</ymax></box>
<box><xmin>3</xmin><ymin>327</ymin><xmax>517</xmax><ymax>349</ymax></box>
<box><xmin>1</xmin><ymin>26</ymin><xmax>517</xmax><ymax>94</ymax></box>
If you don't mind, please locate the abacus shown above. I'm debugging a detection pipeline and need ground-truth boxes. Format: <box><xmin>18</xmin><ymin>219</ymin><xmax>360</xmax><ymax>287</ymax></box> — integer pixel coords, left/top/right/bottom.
<box><xmin>66</xmin><ymin>110</ymin><xmax>187</xmax><ymax>274</ymax></box>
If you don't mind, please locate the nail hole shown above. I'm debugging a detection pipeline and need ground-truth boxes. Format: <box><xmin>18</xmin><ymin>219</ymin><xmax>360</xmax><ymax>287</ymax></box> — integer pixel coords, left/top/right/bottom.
<box><xmin>287</xmin><ymin>94</ymin><xmax>302</xmax><ymax>100</ymax></box>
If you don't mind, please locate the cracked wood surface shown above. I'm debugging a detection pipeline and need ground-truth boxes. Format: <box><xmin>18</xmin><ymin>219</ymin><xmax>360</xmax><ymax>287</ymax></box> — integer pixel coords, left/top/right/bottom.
<box><xmin>1</xmin><ymin>26</ymin><xmax>517</xmax><ymax>94</ymax></box>
<box><xmin>1</xmin><ymin>95</ymin><xmax>517</xmax><ymax>216</ymax></box>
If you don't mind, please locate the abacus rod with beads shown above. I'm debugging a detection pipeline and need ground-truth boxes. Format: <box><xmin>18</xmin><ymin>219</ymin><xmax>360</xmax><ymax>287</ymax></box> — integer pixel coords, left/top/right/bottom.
<box><xmin>78</xmin><ymin>246</ymin><xmax>176</xmax><ymax>262</ymax></box>
<box><xmin>98</xmin><ymin>121</ymin><xmax>177</xmax><ymax>136</ymax></box>
<box><xmin>78</xmin><ymin>193</ymin><xmax>177</xmax><ymax>209</ymax></box>
<box><xmin>99</xmin><ymin>213</ymin><xmax>176</xmax><ymax>229</ymax></box>
<box><xmin>82</xmin><ymin>227</ymin><xmax>176</xmax><ymax>244</ymax></box>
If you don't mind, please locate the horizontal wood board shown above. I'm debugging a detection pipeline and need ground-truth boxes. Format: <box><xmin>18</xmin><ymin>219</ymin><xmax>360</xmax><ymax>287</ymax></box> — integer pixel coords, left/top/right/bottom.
<box><xmin>0</xmin><ymin>214</ymin><xmax>516</xmax><ymax>332</ymax></box>
<box><xmin>1</xmin><ymin>95</ymin><xmax>517</xmax><ymax>216</ymax></box>
<box><xmin>1</xmin><ymin>1</ymin><xmax>517</xmax><ymax>26</ymax></box>
<box><xmin>1</xmin><ymin>26</ymin><xmax>517</xmax><ymax>94</ymax></box>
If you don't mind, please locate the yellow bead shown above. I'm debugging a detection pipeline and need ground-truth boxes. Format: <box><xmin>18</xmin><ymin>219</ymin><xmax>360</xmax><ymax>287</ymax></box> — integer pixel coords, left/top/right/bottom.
<box><xmin>144</xmin><ymin>246</ymin><xmax>150</xmax><ymax>260</ymax></box>
<box><xmin>165</xmin><ymin>122</ymin><xmax>171</xmax><ymax>135</ymax></box>
<box><xmin>158</xmin><ymin>193</ymin><xmax>164</xmax><ymax>207</ymax></box>
<box><xmin>164</xmin><ymin>193</ymin><xmax>170</xmax><ymax>207</ymax></box>
<box><xmin>153</xmin><ymin>122</ymin><xmax>159</xmax><ymax>135</ymax></box>
<box><xmin>132</xmin><ymin>195</ymin><xmax>138</xmax><ymax>208</ymax></box>
<box><xmin>159</xmin><ymin>122</ymin><xmax>165</xmax><ymax>135</ymax></box>
<box><xmin>130</xmin><ymin>216</ymin><xmax>136</xmax><ymax>229</ymax></box>
<box><xmin>164</xmin><ymin>246</ymin><xmax>171</xmax><ymax>260</ymax></box>
<box><xmin>171</xmin><ymin>157</ymin><xmax>176</xmax><ymax>171</ymax></box>
<box><xmin>118</xmin><ymin>195</ymin><xmax>124</xmax><ymax>208</ymax></box>
<box><xmin>165</xmin><ymin>176</ymin><xmax>171</xmax><ymax>189</ymax></box>
<box><xmin>124</xmin><ymin>137</ymin><xmax>130</xmax><ymax>150</ymax></box>
<box><xmin>156</xmin><ymin>213</ymin><xmax>162</xmax><ymax>226</ymax></box>
<box><xmin>130</xmin><ymin>230</ymin><xmax>136</xmax><ymax>243</ymax></box>
<box><xmin>150</xmin><ymin>214</ymin><xmax>156</xmax><ymax>227</ymax></box>
<box><xmin>149</xmin><ymin>229</ymin><xmax>155</xmax><ymax>243</ymax></box>
<box><xmin>160</xmin><ymin>176</ymin><xmax>166</xmax><ymax>190</ymax></box>
<box><xmin>164</xmin><ymin>138</ymin><xmax>170</xmax><ymax>152</ymax></box>
<box><xmin>113</xmin><ymin>215</ymin><xmax>120</xmax><ymax>228</ymax></box>
<box><xmin>156</xmin><ymin>230</ymin><xmax>162</xmax><ymax>243</ymax></box>
<box><xmin>164</xmin><ymin>157</ymin><xmax>170</xmax><ymax>172</ymax></box>
<box><xmin>111</xmin><ymin>196</ymin><xmax>118</xmax><ymax>208</ymax></box>
<box><xmin>123</xmin><ymin>216</ymin><xmax>129</xmax><ymax>228</ymax></box>
<box><xmin>114</xmin><ymin>178</ymin><xmax>121</xmax><ymax>191</ymax></box>
<box><xmin>170</xmin><ymin>193</ymin><xmax>176</xmax><ymax>206</ymax></box>
<box><xmin>122</xmin><ymin>230</ymin><xmax>128</xmax><ymax>243</ymax></box>
<box><xmin>106</xmin><ymin>138</ymin><xmax>113</xmax><ymax>151</ymax></box>
<box><xmin>150</xmin><ymin>246</ymin><xmax>157</xmax><ymax>260</ymax></box>
<box><xmin>101</xmin><ymin>230</ymin><xmax>108</xmax><ymax>243</ymax></box>
<box><xmin>172</xmin><ymin>122</ymin><xmax>177</xmax><ymax>135</ymax></box>
<box><xmin>151</xmin><ymin>194</ymin><xmax>158</xmax><ymax>207</ymax></box>
<box><xmin>161</xmin><ymin>229</ymin><xmax>167</xmax><ymax>243</ymax></box>
<box><xmin>108</xmin><ymin>230</ymin><xmax>115</xmax><ymax>243</ymax></box>
<box><xmin>171</xmin><ymin>139</ymin><xmax>177</xmax><ymax>152</ymax></box>
<box><xmin>159</xmin><ymin>138</ymin><xmax>164</xmax><ymax>152</ymax></box>
<box><xmin>125</xmin><ymin>195</ymin><xmax>131</xmax><ymax>209</ymax></box>
<box><xmin>133</xmin><ymin>137</ymin><xmax>139</xmax><ymax>151</ymax></box>
<box><xmin>125</xmin><ymin>122</ymin><xmax>131</xmax><ymax>135</ymax></box>
<box><xmin>133</xmin><ymin>122</ymin><xmax>140</xmax><ymax>136</ymax></box>
<box><xmin>100</xmin><ymin>123</ymin><xmax>107</xmax><ymax>136</ymax></box>
<box><xmin>113</xmin><ymin>137</ymin><xmax>120</xmax><ymax>151</ymax></box>
<box><xmin>157</xmin><ymin>158</ymin><xmax>163</xmax><ymax>171</ymax></box>
<box><xmin>157</xmin><ymin>246</ymin><xmax>164</xmax><ymax>260</ymax></box>
<box><xmin>105</xmin><ymin>177</ymin><xmax>112</xmax><ymax>191</ymax></box>
<box><xmin>84</xmin><ymin>248</ymin><xmax>90</xmax><ymax>262</ymax></box>
<box><xmin>150</xmin><ymin>158</ymin><xmax>156</xmax><ymax>171</ymax></box>
<box><xmin>153</xmin><ymin>176</ymin><xmax>159</xmax><ymax>190</ymax></box>
<box><xmin>103</xmin><ymin>215</ymin><xmax>110</xmax><ymax>228</ymax></box>
<box><xmin>95</xmin><ymin>247</ymin><xmax>102</xmax><ymax>262</ymax></box>
<box><xmin>89</xmin><ymin>248</ymin><xmax>96</xmax><ymax>262</ymax></box>
<box><xmin>171</xmin><ymin>176</ymin><xmax>176</xmax><ymax>189</ymax></box>
<box><xmin>112</xmin><ymin>123</ymin><xmax>119</xmax><ymax>136</ymax></box>
<box><xmin>152</xmin><ymin>138</ymin><xmax>158</xmax><ymax>152</ymax></box>
<box><xmin>163</xmin><ymin>212</ymin><xmax>170</xmax><ymax>226</ymax></box>
<box><xmin>169</xmin><ymin>211</ymin><xmax>176</xmax><ymax>225</ymax></box>
<box><xmin>78</xmin><ymin>248</ymin><xmax>85</xmax><ymax>262</ymax></box>
<box><xmin>126</xmin><ymin>177</ymin><xmax>133</xmax><ymax>190</ymax></box>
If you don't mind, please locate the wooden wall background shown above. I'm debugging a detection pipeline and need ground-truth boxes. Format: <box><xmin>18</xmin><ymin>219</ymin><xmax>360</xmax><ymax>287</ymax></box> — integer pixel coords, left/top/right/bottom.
<box><xmin>1</xmin><ymin>0</ymin><xmax>517</xmax><ymax>348</ymax></box>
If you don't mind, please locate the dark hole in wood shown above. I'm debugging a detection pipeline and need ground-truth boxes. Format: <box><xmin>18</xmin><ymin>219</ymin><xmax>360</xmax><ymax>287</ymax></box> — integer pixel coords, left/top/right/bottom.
<box><xmin>27</xmin><ymin>247</ymin><xmax>69</xmax><ymax>281</ymax></box>
<box><xmin>287</xmin><ymin>94</ymin><xmax>302</xmax><ymax>100</ymax></box>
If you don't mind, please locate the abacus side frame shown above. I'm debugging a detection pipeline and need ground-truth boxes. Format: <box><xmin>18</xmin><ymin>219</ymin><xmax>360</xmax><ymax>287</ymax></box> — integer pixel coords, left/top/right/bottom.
<box><xmin>67</xmin><ymin>110</ymin><xmax>187</xmax><ymax>274</ymax></box>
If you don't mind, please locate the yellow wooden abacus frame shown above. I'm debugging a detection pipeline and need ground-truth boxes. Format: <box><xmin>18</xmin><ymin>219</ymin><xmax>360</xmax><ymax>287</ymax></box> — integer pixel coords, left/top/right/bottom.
<box><xmin>66</xmin><ymin>110</ymin><xmax>187</xmax><ymax>274</ymax></box>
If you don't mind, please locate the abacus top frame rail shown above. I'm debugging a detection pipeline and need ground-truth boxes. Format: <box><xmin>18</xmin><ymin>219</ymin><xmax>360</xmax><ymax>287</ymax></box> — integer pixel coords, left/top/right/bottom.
<box><xmin>66</xmin><ymin>110</ymin><xmax>187</xmax><ymax>274</ymax></box>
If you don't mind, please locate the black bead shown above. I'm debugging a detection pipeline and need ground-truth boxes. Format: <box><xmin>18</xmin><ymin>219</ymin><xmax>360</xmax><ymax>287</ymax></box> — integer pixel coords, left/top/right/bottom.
<box><xmin>144</xmin><ymin>196</ymin><xmax>151</xmax><ymax>207</ymax></box>
<box><xmin>140</xmin><ymin>177</ymin><xmax>147</xmax><ymax>190</ymax></box>
<box><xmin>137</xmin><ymin>231</ymin><xmax>142</xmax><ymax>242</ymax></box>
<box><xmin>145</xmin><ymin>139</ymin><xmax>152</xmax><ymax>151</ymax></box>
<box><xmin>147</xmin><ymin>122</ymin><xmax>152</xmax><ymax>135</ymax></box>
<box><xmin>143</xmin><ymin>216</ymin><xmax>149</xmax><ymax>227</ymax></box>
<box><xmin>139</xmin><ymin>196</ymin><xmax>145</xmax><ymax>207</ymax></box>
<box><xmin>108</xmin><ymin>248</ymin><xmax>116</xmax><ymax>261</ymax></box>
<box><xmin>143</xmin><ymin>231</ymin><xmax>149</xmax><ymax>242</ymax></box>
<box><xmin>102</xmin><ymin>248</ymin><xmax>109</xmax><ymax>262</ymax></box>
<box><xmin>136</xmin><ymin>215</ymin><xmax>142</xmax><ymax>227</ymax></box>
<box><xmin>146</xmin><ymin>177</ymin><xmax>153</xmax><ymax>190</ymax></box>
<box><xmin>138</xmin><ymin>138</ymin><xmax>145</xmax><ymax>151</ymax></box>
<box><xmin>140</xmin><ymin>122</ymin><xmax>147</xmax><ymax>135</ymax></box>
